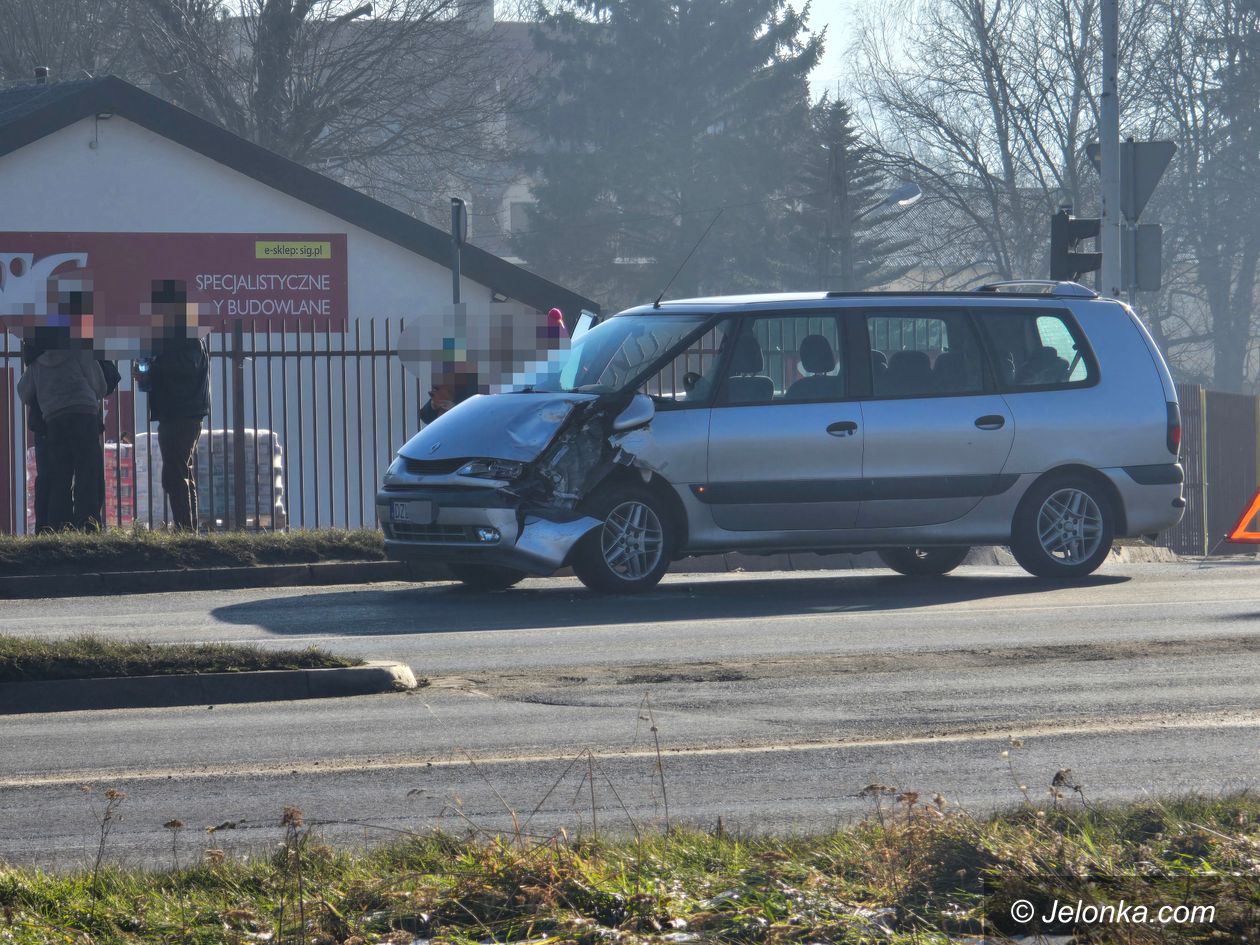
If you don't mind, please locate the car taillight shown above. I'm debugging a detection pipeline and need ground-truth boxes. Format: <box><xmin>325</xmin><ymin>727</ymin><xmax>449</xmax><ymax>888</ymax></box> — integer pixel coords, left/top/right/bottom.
<box><xmin>1167</xmin><ymin>401</ymin><xmax>1181</xmax><ymax>455</ymax></box>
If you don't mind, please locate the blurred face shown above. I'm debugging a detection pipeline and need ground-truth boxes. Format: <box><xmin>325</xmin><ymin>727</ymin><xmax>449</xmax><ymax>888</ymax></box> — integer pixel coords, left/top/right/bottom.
<box><xmin>429</xmin><ymin>385</ymin><xmax>455</xmax><ymax>413</ymax></box>
<box><xmin>160</xmin><ymin>305</ymin><xmax>197</xmax><ymax>340</ymax></box>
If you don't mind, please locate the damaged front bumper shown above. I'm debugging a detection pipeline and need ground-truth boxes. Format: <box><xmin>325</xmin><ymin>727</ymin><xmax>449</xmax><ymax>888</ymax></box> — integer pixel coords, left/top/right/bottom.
<box><xmin>376</xmin><ymin>486</ymin><xmax>601</xmax><ymax>575</ymax></box>
<box><xmin>378</xmin><ymin>392</ymin><xmax>665</xmax><ymax>576</ymax></box>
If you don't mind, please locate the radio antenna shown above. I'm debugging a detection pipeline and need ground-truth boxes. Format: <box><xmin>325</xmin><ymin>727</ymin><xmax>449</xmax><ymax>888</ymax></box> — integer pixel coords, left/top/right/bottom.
<box><xmin>654</xmin><ymin>208</ymin><xmax>724</xmax><ymax>308</ymax></box>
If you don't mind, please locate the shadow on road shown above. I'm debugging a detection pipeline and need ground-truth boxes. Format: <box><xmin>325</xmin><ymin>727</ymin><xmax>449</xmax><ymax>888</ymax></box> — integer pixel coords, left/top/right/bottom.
<box><xmin>210</xmin><ymin>570</ymin><xmax>1130</xmax><ymax>638</ymax></box>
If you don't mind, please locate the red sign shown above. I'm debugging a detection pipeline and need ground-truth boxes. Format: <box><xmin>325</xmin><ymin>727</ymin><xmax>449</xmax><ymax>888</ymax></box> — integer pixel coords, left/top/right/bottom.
<box><xmin>0</xmin><ymin>232</ymin><xmax>348</xmax><ymax>339</ymax></box>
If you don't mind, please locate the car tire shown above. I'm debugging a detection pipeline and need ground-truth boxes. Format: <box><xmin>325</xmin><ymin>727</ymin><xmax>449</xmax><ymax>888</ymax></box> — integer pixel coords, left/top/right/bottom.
<box><xmin>447</xmin><ymin>563</ymin><xmax>526</xmax><ymax>591</ymax></box>
<box><xmin>571</xmin><ymin>485</ymin><xmax>675</xmax><ymax>594</ymax></box>
<box><xmin>1010</xmin><ymin>475</ymin><xmax>1115</xmax><ymax>579</ymax></box>
<box><xmin>877</xmin><ymin>546</ymin><xmax>971</xmax><ymax>576</ymax></box>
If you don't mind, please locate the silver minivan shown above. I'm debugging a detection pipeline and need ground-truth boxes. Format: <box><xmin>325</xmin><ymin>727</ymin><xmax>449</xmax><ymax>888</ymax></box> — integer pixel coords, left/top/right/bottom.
<box><xmin>377</xmin><ymin>282</ymin><xmax>1184</xmax><ymax>592</ymax></box>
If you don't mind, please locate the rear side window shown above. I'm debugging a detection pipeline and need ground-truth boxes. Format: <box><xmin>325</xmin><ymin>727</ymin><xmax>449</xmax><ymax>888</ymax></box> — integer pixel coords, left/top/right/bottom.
<box><xmin>974</xmin><ymin>309</ymin><xmax>1095</xmax><ymax>390</ymax></box>
<box><xmin>866</xmin><ymin>310</ymin><xmax>987</xmax><ymax>398</ymax></box>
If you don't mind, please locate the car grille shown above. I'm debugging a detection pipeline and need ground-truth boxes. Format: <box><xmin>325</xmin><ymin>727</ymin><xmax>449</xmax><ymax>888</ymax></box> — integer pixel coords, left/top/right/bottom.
<box><xmin>382</xmin><ymin>482</ymin><xmax>484</xmax><ymax>493</ymax></box>
<box><xmin>386</xmin><ymin>523</ymin><xmax>483</xmax><ymax>543</ymax></box>
<box><xmin>403</xmin><ymin>457</ymin><xmax>468</xmax><ymax>475</ymax></box>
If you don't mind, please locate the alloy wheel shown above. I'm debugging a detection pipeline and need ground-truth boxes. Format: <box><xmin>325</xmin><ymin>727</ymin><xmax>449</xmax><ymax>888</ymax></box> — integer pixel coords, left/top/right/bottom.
<box><xmin>1036</xmin><ymin>488</ymin><xmax>1104</xmax><ymax>563</ymax></box>
<box><xmin>600</xmin><ymin>500</ymin><xmax>664</xmax><ymax>581</ymax></box>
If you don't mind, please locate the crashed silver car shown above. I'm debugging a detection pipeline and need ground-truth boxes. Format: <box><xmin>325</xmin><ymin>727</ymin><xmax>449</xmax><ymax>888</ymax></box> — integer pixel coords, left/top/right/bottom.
<box><xmin>377</xmin><ymin>310</ymin><xmax>692</xmax><ymax>592</ymax></box>
<box><xmin>378</xmin><ymin>285</ymin><xmax>1184</xmax><ymax>592</ymax></box>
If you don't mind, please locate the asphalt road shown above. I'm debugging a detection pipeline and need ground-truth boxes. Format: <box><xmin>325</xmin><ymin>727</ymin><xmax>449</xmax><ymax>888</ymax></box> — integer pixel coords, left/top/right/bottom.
<box><xmin>3</xmin><ymin>560</ymin><xmax>1260</xmax><ymax>868</ymax></box>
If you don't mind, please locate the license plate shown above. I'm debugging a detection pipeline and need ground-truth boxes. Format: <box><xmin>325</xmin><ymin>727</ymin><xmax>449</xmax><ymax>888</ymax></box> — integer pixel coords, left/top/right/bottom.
<box><xmin>391</xmin><ymin>500</ymin><xmax>433</xmax><ymax>523</ymax></box>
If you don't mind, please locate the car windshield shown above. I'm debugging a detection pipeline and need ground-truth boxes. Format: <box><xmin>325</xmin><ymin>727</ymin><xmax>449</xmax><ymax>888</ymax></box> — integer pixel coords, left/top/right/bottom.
<box><xmin>533</xmin><ymin>314</ymin><xmax>710</xmax><ymax>394</ymax></box>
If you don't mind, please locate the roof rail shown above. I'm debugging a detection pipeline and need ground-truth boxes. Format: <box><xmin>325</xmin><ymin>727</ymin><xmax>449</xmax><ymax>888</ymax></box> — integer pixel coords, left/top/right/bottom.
<box><xmin>973</xmin><ymin>280</ymin><xmax>1098</xmax><ymax>298</ymax></box>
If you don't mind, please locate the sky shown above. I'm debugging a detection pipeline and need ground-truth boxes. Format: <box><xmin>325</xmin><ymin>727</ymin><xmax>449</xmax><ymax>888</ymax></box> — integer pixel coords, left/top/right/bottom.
<box><xmin>804</xmin><ymin>0</ymin><xmax>863</xmax><ymax>98</ymax></box>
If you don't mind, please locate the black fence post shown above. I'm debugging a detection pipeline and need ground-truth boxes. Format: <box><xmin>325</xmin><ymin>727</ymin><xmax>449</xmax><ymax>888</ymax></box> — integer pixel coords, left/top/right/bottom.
<box><xmin>231</xmin><ymin>320</ymin><xmax>247</xmax><ymax>530</ymax></box>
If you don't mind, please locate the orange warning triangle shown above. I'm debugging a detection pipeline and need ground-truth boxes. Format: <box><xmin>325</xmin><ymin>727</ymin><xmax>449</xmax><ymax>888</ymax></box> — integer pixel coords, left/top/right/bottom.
<box><xmin>1227</xmin><ymin>489</ymin><xmax>1260</xmax><ymax>543</ymax></box>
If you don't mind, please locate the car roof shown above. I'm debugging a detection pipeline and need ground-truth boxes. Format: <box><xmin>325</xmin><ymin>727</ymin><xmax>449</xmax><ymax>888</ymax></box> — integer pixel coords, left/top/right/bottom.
<box><xmin>616</xmin><ymin>283</ymin><xmax>1110</xmax><ymax>317</ymax></box>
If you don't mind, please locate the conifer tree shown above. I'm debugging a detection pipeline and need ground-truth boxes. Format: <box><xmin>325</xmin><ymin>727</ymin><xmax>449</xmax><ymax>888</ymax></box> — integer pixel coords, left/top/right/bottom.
<box><xmin>790</xmin><ymin>97</ymin><xmax>916</xmax><ymax>291</ymax></box>
<box><xmin>515</xmin><ymin>0</ymin><xmax>821</xmax><ymax>311</ymax></box>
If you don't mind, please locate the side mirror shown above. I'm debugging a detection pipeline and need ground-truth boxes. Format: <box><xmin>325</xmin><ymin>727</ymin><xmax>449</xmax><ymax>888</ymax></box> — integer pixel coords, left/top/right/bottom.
<box><xmin>612</xmin><ymin>393</ymin><xmax>655</xmax><ymax>432</ymax></box>
<box><xmin>572</xmin><ymin>310</ymin><xmax>600</xmax><ymax>342</ymax></box>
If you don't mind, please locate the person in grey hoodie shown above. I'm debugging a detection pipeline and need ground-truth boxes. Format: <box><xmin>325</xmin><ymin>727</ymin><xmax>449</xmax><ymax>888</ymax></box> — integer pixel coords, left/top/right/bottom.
<box><xmin>17</xmin><ymin>341</ymin><xmax>107</xmax><ymax>530</ymax></box>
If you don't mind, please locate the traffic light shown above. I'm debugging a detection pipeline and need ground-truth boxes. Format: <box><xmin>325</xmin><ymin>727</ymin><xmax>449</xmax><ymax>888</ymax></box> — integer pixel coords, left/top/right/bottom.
<box><xmin>1050</xmin><ymin>208</ymin><xmax>1102</xmax><ymax>281</ymax></box>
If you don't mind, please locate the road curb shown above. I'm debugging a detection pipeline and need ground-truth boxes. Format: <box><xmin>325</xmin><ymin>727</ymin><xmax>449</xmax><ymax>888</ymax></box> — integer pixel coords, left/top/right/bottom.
<box><xmin>0</xmin><ymin>660</ymin><xmax>419</xmax><ymax>715</ymax></box>
<box><xmin>680</xmin><ymin>543</ymin><xmax>1181</xmax><ymax>572</ymax></box>
<box><xmin>0</xmin><ymin>560</ymin><xmax>446</xmax><ymax>599</ymax></box>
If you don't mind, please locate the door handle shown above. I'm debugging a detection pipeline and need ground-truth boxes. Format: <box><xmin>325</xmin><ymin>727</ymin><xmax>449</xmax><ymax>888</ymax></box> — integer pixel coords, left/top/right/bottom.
<box><xmin>975</xmin><ymin>415</ymin><xmax>1006</xmax><ymax>430</ymax></box>
<box><xmin>827</xmin><ymin>420</ymin><xmax>858</xmax><ymax>437</ymax></box>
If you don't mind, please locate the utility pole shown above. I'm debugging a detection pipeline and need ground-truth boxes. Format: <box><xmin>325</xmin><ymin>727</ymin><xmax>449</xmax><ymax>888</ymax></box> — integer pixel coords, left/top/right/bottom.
<box><xmin>820</xmin><ymin>141</ymin><xmax>855</xmax><ymax>291</ymax></box>
<box><xmin>837</xmin><ymin>142</ymin><xmax>854</xmax><ymax>292</ymax></box>
<box><xmin>820</xmin><ymin>147</ymin><xmax>835</xmax><ymax>289</ymax></box>
<box><xmin>1099</xmin><ymin>0</ymin><xmax>1123</xmax><ymax>297</ymax></box>
<box><xmin>450</xmin><ymin>197</ymin><xmax>466</xmax><ymax>304</ymax></box>
<box><xmin>1126</xmin><ymin>137</ymin><xmax>1138</xmax><ymax>306</ymax></box>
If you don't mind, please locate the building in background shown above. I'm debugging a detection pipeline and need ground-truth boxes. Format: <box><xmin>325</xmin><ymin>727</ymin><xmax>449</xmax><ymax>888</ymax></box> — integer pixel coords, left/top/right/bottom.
<box><xmin>0</xmin><ymin>75</ymin><xmax>597</xmax><ymax>533</ymax></box>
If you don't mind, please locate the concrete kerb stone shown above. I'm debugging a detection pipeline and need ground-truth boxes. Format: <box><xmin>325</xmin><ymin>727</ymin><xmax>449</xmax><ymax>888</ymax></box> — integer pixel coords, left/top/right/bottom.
<box><xmin>0</xmin><ymin>561</ymin><xmax>446</xmax><ymax>599</ymax></box>
<box><xmin>0</xmin><ymin>660</ymin><xmax>419</xmax><ymax>715</ymax></box>
<box><xmin>683</xmin><ymin>543</ymin><xmax>1179</xmax><ymax>572</ymax></box>
<box><xmin>1110</xmin><ymin>543</ymin><xmax>1180</xmax><ymax>564</ymax></box>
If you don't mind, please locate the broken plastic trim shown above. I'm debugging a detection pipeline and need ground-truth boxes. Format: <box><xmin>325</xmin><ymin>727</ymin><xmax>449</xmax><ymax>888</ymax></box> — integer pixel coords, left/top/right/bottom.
<box><xmin>513</xmin><ymin>514</ymin><xmax>603</xmax><ymax>571</ymax></box>
<box><xmin>515</xmin><ymin>399</ymin><xmax>613</xmax><ymax>509</ymax></box>
<box><xmin>511</xmin><ymin>392</ymin><xmax>664</xmax><ymax>521</ymax></box>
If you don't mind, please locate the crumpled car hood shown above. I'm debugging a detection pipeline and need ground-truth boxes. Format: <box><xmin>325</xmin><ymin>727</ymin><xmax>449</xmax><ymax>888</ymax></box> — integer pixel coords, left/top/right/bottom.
<box><xmin>398</xmin><ymin>392</ymin><xmax>599</xmax><ymax>463</ymax></box>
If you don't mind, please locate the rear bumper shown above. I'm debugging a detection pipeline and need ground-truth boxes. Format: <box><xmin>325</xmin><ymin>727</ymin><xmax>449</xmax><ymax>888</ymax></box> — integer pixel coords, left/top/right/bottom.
<box><xmin>376</xmin><ymin>487</ymin><xmax>599</xmax><ymax>575</ymax></box>
<box><xmin>1108</xmin><ymin>463</ymin><xmax>1185</xmax><ymax>535</ymax></box>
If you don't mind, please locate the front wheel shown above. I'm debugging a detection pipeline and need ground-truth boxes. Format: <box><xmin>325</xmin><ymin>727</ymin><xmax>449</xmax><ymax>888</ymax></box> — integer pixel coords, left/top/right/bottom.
<box><xmin>877</xmin><ymin>546</ymin><xmax>971</xmax><ymax>576</ymax></box>
<box><xmin>571</xmin><ymin>485</ymin><xmax>675</xmax><ymax>594</ymax></box>
<box><xmin>1010</xmin><ymin>476</ymin><xmax>1114</xmax><ymax>578</ymax></box>
<box><xmin>447</xmin><ymin>563</ymin><xmax>526</xmax><ymax>591</ymax></box>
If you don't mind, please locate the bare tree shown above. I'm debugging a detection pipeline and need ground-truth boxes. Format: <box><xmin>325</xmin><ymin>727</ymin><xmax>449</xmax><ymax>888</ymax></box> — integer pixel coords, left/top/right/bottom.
<box><xmin>850</xmin><ymin>0</ymin><xmax>1208</xmax><ymax>369</ymax></box>
<box><xmin>129</xmin><ymin>0</ymin><xmax>525</xmax><ymax>215</ymax></box>
<box><xmin>1146</xmin><ymin>0</ymin><xmax>1260</xmax><ymax>391</ymax></box>
<box><xmin>852</xmin><ymin>0</ymin><xmax>1119</xmax><ymax>283</ymax></box>
<box><xmin>856</xmin><ymin>0</ymin><xmax>1164</xmax><ymax>277</ymax></box>
<box><xmin>0</xmin><ymin>0</ymin><xmax>137</xmax><ymax>81</ymax></box>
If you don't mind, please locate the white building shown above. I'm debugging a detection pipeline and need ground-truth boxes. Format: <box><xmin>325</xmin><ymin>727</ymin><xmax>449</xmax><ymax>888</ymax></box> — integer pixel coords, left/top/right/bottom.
<box><xmin>0</xmin><ymin>75</ymin><xmax>596</xmax><ymax>532</ymax></box>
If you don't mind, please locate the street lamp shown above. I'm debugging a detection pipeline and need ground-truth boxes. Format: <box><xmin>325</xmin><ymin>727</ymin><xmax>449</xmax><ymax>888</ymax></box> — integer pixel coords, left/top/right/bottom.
<box><xmin>857</xmin><ymin>182</ymin><xmax>922</xmax><ymax>220</ymax></box>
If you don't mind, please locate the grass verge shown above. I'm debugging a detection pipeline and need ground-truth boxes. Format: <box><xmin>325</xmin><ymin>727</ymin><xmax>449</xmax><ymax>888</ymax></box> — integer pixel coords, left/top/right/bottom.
<box><xmin>0</xmin><ymin>634</ymin><xmax>359</xmax><ymax>683</ymax></box>
<box><xmin>0</xmin><ymin>794</ymin><xmax>1256</xmax><ymax>943</ymax></box>
<box><xmin>0</xmin><ymin>527</ymin><xmax>386</xmax><ymax>577</ymax></box>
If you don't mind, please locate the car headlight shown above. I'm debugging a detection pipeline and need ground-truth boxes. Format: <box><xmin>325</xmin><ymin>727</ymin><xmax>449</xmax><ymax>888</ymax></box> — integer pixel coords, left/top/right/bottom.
<box><xmin>456</xmin><ymin>459</ymin><xmax>525</xmax><ymax>480</ymax></box>
<box><xmin>382</xmin><ymin>455</ymin><xmax>405</xmax><ymax>485</ymax></box>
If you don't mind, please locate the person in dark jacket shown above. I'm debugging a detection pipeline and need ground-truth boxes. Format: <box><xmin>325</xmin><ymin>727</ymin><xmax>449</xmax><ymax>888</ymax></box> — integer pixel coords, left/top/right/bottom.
<box><xmin>139</xmin><ymin>310</ymin><xmax>210</xmax><ymax>531</ymax></box>
<box><xmin>22</xmin><ymin>332</ymin><xmax>122</xmax><ymax>532</ymax></box>
<box><xmin>17</xmin><ymin>336</ymin><xmax>108</xmax><ymax>530</ymax></box>
<box><xmin>419</xmin><ymin>364</ymin><xmax>479</xmax><ymax>425</ymax></box>
<box><xmin>21</xmin><ymin>338</ymin><xmax>51</xmax><ymax>531</ymax></box>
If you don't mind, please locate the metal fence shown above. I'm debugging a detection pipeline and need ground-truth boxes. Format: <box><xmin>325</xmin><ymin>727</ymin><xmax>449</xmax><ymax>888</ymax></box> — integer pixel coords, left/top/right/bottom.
<box><xmin>1160</xmin><ymin>383</ymin><xmax>1260</xmax><ymax>556</ymax></box>
<box><xmin>1163</xmin><ymin>384</ymin><xmax>1208</xmax><ymax>556</ymax></box>
<box><xmin>4</xmin><ymin>341</ymin><xmax>1259</xmax><ymax>550</ymax></box>
<box><xmin>1</xmin><ymin>318</ymin><xmax>427</xmax><ymax>534</ymax></box>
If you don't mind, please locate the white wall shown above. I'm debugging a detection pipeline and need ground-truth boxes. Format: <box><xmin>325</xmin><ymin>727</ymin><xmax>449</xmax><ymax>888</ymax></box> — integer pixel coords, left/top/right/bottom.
<box><xmin>0</xmin><ymin>115</ymin><xmax>546</xmax><ymax>531</ymax></box>
<box><xmin>0</xmin><ymin>115</ymin><xmax>533</xmax><ymax>320</ymax></box>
